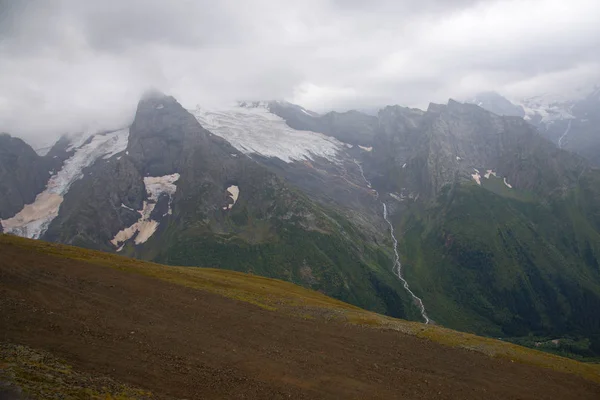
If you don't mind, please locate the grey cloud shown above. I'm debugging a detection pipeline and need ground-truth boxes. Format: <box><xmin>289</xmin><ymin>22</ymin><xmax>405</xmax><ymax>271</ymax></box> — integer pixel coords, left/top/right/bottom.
<box><xmin>0</xmin><ymin>0</ymin><xmax>599</xmax><ymax>148</ymax></box>
<box><xmin>71</xmin><ymin>1</ymin><xmax>250</xmax><ymax>52</ymax></box>
<box><xmin>331</xmin><ymin>0</ymin><xmax>484</xmax><ymax>16</ymax></box>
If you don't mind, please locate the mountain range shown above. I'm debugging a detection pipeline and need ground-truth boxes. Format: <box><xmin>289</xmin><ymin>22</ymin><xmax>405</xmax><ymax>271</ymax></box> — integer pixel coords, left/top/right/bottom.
<box><xmin>1</xmin><ymin>89</ymin><xmax>599</xmax><ymax>358</ymax></box>
<box><xmin>470</xmin><ymin>86</ymin><xmax>600</xmax><ymax>166</ymax></box>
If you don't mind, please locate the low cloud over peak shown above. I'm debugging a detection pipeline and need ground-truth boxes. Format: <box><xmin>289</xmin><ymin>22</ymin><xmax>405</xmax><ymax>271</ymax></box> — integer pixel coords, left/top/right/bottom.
<box><xmin>1</xmin><ymin>0</ymin><xmax>599</xmax><ymax>147</ymax></box>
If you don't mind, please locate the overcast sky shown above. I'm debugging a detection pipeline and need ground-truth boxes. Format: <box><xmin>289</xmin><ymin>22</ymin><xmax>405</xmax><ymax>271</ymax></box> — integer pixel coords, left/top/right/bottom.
<box><xmin>1</xmin><ymin>0</ymin><xmax>599</xmax><ymax>147</ymax></box>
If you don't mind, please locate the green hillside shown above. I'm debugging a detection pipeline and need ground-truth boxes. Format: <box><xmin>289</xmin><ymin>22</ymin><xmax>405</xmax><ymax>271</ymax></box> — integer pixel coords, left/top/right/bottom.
<box><xmin>397</xmin><ymin>174</ymin><xmax>600</xmax><ymax>358</ymax></box>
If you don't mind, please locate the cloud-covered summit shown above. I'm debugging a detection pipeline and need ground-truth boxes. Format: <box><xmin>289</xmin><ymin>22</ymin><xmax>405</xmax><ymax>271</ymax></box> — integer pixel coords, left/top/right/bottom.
<box><xmin>1</xmin><ymin>0</ymin><xmax>599</xmax><ymax>147</ymax></box>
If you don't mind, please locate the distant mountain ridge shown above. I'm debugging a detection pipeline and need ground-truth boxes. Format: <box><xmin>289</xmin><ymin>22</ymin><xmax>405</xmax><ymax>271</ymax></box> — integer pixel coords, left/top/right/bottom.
<box><xmin>268</xmin><ymin>96</ymin><xmax>600</xmax><ymax>353</ymax></box>
<box><xmin>0</xmin><ymin>93</ymin><xmax>420</xmax><ymax>320</ymax></box>
<box><xmin>2</xmin><ymin>91</ymin><xmax>600</xmax><ymax>358</ymax></box>
<box><xmin>469</xmin><ymin>86</ymin><xmax>600</xmax><ymax>166</ymax></box>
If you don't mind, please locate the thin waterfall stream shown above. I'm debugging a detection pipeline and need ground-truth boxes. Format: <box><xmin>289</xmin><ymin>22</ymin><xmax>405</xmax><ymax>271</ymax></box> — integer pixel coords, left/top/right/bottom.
<box><xmin>558</xmin><ymin>119</ymin><xmax>572</xmax><ymax>149</ymax></box>
<box><xmin>354</xmin><ymin>159</ymin><xmax>430</xmax><ymax>323</ymax></box>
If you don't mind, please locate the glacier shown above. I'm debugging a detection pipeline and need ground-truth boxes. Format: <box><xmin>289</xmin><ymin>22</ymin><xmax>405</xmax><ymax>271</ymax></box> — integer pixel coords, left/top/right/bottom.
<box><xmin>514</xmin><ymin>87</ymin><xmax>596</xmax><ymax>124</ymax></box>
<box><xmin>191</xmin><ymin>104</ymin><xmax>343</xmax><ymax>163</ymax></box>
<box><xmin>1</xmin><ymin>129</ymin><xmax>129</xmax><ymax>238</ymax></box>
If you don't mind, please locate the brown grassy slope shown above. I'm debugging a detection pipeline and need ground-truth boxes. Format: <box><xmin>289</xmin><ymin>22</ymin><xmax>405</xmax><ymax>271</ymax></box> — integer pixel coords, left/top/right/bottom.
<box><xmin>1</xmin><ymin>234</ymin><xmax>599</xmax><ymax>399</ymax></box>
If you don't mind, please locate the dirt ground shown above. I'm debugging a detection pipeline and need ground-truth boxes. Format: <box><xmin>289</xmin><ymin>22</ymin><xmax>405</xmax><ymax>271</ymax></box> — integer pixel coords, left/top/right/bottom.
<box><xmin>1</xmin><ymin>241</ymin><xmax>599</xmax><ymax>399</ymax></box>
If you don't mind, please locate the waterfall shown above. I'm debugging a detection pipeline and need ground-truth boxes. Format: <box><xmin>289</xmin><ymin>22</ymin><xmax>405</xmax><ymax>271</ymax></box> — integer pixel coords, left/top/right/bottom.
<box><xmin>354</xmin><ymin>159</ymin><xmax>430</xmax><ymax>323</ymax></box>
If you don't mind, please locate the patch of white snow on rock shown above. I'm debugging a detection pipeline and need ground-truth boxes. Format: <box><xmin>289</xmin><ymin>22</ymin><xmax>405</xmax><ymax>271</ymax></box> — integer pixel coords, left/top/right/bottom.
<box><xmin>389</xmin><ymin>193</ymin><xmax>403</xmax><ymax>202</ymax></box>
<box><xmin>222</xmin><ymin>185</ymin><xmax>240</xmax><ymax>210</ymax></box>
<box><xmin>470</xmin><ymin>168</ymin><xmax>513</xmax><ymax>188</ymax></box>
<box><xmin>121</xmin><ymin>203</ymin><xmax>135</xmax><ymax>212</ymax></box>
<box><xmin>191</xmin><ymin>105</ymin><xmax>342</xmax><ymax>163</ymax></box>
<box><xmin>484</xmin><ymin>170</ymin><xmax>497</xmax><ymax>179</ymax></box>
<box><xmin>111</xmin><ymin>173</ymin><xmax>180</xmax><ymax>250</ymax></box>
<box><xmin>471</xmin><ymin>169</ymin><xmax>481</xmax><ymax>185</ymax></box>
<box><xmin>1</xmin><ymin>129</ymin><xmax>129</xmax><ymax>238</ymax></box>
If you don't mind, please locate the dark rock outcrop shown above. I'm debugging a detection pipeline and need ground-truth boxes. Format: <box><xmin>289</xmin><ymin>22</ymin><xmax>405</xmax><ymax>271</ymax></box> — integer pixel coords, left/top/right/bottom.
<box><xmin>371</xmin><ymin>99</ymin><xmax>586</xmax><ymax>199</ymax></box>
<box><xmin>268</xmin><ymin>101</ymin><xmax>378</xmax><ymax>146</ymax></box>
<box><xmin>0</xmin><ymin>134</ymin><xmax>52</xmax><ymax>219</ymax></box>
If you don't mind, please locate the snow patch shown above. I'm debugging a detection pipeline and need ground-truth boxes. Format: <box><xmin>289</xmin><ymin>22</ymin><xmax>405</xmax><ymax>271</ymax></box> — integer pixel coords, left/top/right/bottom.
<box><xmin>471</xmin><ymin>169</ymin><xmax>481</xmax><ymax>185</ymax></box>
<box><xmin>402</xmin><ymin>163</ymin><xmax>407</xmax><ymax>168</ymax></box>
<box><xmin>358</xmin><ymin>145</ymin><xmax>373</xmax><ymax>152</ymax></box>
<box><xmin>224</xmin><ymin>185</ymin><xmax>239</xmax><ymax>210</ymax></box>
<box><xmin>134</xmin><ymin>220</ymin><xmax>160</xmax><ymax>245</ymax></box>
<box><xmin>1</xmin><ymin>129</ymin><xmax>130</xmax><ymax>238</ymax></box>
<box><xmin>121</xmin><ymin>203</ymin><xmax>135</xmax><ymax>212</ymax></box>
<box><xmin>389</xmin><ymin>193</ymin><xmax>402</xmax><ymax>201</ymax></box>
<box><xmin>191</xmin><ymin>105</ymin><xmax>342</xmax><ymax>163</ymax></box>
<box><xmin>0</xmin><ymin>193</ymin><xmax>63</xmax><ymax>238</ymax></box>
<box><xmin>503</xmin><ymin>177</ymin><xmax>513</xmax><ymax>189</ymax></box>
<box><xmin>144</xmin><ymin>174</ymin><xmax>180</xmax><ymax>208</ymax></box>
<box><xmin>156</xmin><ymin>104</ymin><xmax>164</xmax><ymax>109</ymax></box>
<box><xmin>111</xmin><ymin>173</ymin><xmax>180</xmax><ymax>249</ymax></box>
<box><xmin>484</xmin><ymin>169</ymin><xmax>497</xmax><ymax>179</ymax></box>
<box><xmin>456</xmin><ymin>156</ymin><xmax>462</xmax><ymax>161</ymax></box>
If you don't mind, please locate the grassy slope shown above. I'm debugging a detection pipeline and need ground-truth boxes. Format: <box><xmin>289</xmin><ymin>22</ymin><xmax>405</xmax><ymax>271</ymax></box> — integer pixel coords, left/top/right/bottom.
<box><xmin>0</xmin><ymin>343</ymin><xmax>156</xmax><ymax>400</ymax></box>
<box><xmin>397</xmin><ymin>178</ymin><xmax>600</xmax><ymax>353</ymax></box>
<box><xmin>130</xmin><ymin>189</ymin><xmax>421</xmax><ymax>322</ymax></box>
<box><xmin>1</xmin><ymin>234</ymin><xmax>599</xmax><ymax>386</ymax></box>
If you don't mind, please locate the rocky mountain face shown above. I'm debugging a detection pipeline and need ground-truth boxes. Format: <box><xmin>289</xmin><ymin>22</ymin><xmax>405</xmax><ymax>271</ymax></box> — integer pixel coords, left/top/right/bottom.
<box><xmin>8</xmin><ymin>93</ymin><xmax>412</xmax><ymax>319</ymax></box>
<box><xmin>0</xmin><ymin>134</ymin><xmax>56</xmax><ymax>221</ymax></box>
<box><xmin>469</xmin><ymin>91</ymin><xmax>525</xmax><ymax>118</ymax></box>
<box><xmin>371</xmin><ymin>100</ymin><xmax>587</xmax><ymax>200</ymax></box>
<box><xmin>268</xmin><ymin>101</ymin><xmax>379</xmax><ymax>146</ymax></box>
<box><xmin>287</xmin><ymin>96</ymin><xmax>600</xmax><ymax>351</ymax></box>
<box><xmin>2</xmin><ymin>92</ymin><xmax>600</xmax><ymax>357</ymax></box>
<box><xmin>554</xmin><ymin>88</ymin><xmax>600</xmax><ymax>165</ymax></box>
<box><xmin>353</xmin><ymin>100</ymin><xmax>600</xmax><ymax>353</ymax></box>
<box><xmin>470</xmin><ymin>88</ymin><xmax>600</xmax><ymax>166</ymax></box>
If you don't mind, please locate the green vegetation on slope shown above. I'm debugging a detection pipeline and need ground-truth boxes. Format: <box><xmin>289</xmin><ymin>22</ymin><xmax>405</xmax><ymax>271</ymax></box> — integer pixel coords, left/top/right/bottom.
<box><xmin>396</xmin><ymin>177</ymin><xmax>600</xmax><ymax>357</ymax></box>
<box><xmin>110</xmin><ymin>177</ymin><xmax>426</xmax><ymax>322</ymax></box>
<box><xmin>152</xmin><ymin>214</ymin><xmax>420</xmax><ymax>321</ymax></box>
<box><xmin>0</xmin><ymin>343</ymin><xmax>156</xmax><ymax>399</ymax></box>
